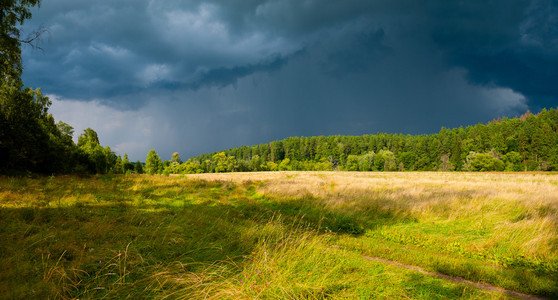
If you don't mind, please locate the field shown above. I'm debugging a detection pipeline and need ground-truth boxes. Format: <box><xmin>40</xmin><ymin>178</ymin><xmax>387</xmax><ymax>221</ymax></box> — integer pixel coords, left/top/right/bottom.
<box><xmin>0</xmin><ymin>172</ymin><xmax>557</xmax><ymax>299</ymax></box>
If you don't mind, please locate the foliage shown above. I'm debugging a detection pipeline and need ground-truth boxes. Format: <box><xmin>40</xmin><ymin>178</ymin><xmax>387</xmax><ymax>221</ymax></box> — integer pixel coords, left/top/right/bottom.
<box><xmin>171</xmin><ymin>152</ymin><xmax>182</xmax><ymax>164</ymax></box>
<box><xmin>145</xmin><ymin>149</ymin><xmax>162</xmax><ymax>175</ymax></box>
<box><xmin>134</xmin><ymin>160</ymin><xmax>144</xmax><ymax>174</ymax></box>
<box><xmin>0</xmin><ymin>0</ymin><xmax>42</xmax><ymax>80</ymax></box>
<box><xmin>121</xmin><ymin>154</ymin><xmax>134</xmax><ymax>173</ymax></box>
<box><xmin>358</xmin><ymin>152</ymin><xmax>375</xmax><ymax>171</ymax></box>
<box><xmin>72</xmin><ymin>128</ymin><xmax>121</xmax><ymax>174</ymax></box>
<box><xmin>0</xmin><ymin>84</ymin><xmax>72</xmax><ymax>173</ymax></box>
<box><xmin>464</xmin><ymin>152</ymin><xmax>505</xmax><ymax>172</ymax></box>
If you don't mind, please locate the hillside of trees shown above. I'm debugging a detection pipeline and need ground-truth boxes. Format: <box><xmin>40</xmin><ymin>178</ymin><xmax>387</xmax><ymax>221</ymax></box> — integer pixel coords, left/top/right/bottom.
<box><xmin>160</xmin><ymin>109</ymin><xmax>558</xmax><ymax>174</ymax></box>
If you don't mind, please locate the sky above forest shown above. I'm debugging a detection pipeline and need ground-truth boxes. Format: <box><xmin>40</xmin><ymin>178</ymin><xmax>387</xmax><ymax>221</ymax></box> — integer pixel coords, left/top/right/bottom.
<box><xmin>21</xmin><ymin>0</ymin><xmax>558</xmax><ymax>161</ymax></box>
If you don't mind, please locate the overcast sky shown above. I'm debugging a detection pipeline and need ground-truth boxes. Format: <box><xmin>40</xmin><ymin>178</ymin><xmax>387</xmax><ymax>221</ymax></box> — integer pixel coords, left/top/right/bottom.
<box><xmin>21</xmin><ymin>0</ymin><xmax>558</xmax><ymax>161</ymax></box>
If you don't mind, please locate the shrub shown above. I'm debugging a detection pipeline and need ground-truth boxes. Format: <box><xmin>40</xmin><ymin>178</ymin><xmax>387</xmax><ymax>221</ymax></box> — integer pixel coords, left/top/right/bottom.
<box><xmin>464</xmin><ymin>152</ymin><xmax>504</xmax><ymax>171</ymax></box>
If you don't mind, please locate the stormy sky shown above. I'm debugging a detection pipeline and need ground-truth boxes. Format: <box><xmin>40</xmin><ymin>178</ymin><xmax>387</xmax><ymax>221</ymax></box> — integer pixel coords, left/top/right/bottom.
<box><xmin>21</xmin><ymin>0</ymin><xmax>558</xmax><ymax>161</ymax></box>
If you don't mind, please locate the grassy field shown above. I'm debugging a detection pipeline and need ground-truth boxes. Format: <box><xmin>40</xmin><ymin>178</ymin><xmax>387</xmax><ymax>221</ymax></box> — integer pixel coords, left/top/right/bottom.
<box><xmin>0</xmin><ymin>172</ymin><xmax>556</xmax><ymax>299</ymax></box>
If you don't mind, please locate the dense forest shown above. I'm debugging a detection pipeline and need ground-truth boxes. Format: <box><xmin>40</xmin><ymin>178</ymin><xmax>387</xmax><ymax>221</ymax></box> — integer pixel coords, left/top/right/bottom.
<box><xmin>164</xmin><ymin>109</ymin><xmax>558</xmax><ymax>174</ymax></box>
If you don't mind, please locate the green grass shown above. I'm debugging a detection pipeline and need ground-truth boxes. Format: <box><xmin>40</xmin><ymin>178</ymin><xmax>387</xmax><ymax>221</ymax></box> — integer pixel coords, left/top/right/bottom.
<box><xmin>0</xmin><ymin>173</ymin><xmax>556</xmax><ymax>299</ymax></box>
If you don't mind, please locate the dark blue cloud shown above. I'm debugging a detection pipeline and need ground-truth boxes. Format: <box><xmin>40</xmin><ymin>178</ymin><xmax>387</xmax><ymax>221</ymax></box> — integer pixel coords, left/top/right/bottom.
<box><xmin>180</xmin><ymin>52</ymin><xmax>296</xmax><ymax>90</ymax></box>
<box><xmin>19</xmin><ymin>0</ymin><xmax>558</xmax><ymax>160</ymax></box>
<box><xmin>421</xmin><ymin>0</ymin><xmax>558</xmax><ymax>109</ymax></box>
<box><xmin>324</xmin><ymin>28</ymin><xmax>392</xmax><ymax>76</ymax></box>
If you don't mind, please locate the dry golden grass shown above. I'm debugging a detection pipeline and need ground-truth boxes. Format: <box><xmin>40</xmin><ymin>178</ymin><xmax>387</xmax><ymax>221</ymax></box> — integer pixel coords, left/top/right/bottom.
<box><xmin>183</xmin><ymin>171</ymin><xmax>558</xmax><ymax>260</ymax></box>
<box><xmin>182</xmin><ymin>171</ymin><xmax>558</xmax><ymax>216</ymax></box>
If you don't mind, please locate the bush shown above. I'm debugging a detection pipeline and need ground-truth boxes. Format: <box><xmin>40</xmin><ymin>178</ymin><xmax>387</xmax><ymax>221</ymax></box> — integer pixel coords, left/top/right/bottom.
<box><xmin>464</xmin><ymin>152</ymin><xmax>504</xmax><ymax>171</ymax></box>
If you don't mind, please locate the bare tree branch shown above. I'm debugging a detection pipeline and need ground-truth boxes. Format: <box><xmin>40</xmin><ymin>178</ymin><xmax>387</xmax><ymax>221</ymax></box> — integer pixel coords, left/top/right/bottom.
<box><xmin>20</xmin><ymin>25</ymin><xmax>49</xmax><ymax>52</ymax></box>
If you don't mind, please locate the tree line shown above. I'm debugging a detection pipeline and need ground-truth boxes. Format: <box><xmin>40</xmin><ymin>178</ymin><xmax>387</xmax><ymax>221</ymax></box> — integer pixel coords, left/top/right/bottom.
<box><xmin>157</xmin><ymin>108</ymin><xmax>558</xmax><ymax>174</ymax></box>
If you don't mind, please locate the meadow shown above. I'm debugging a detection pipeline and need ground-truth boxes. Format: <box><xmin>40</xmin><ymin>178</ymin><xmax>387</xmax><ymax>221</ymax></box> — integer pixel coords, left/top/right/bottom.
<box><xmin>0</xmin><ymin>172</ymin><xmax>556</xmax><ymax>299</ymax></box>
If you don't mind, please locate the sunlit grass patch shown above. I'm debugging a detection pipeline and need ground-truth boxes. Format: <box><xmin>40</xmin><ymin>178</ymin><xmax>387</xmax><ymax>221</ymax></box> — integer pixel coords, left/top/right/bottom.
<box><xmin>159</xmin><ymin>225</ymin><xmax>504</xmax><ymax>299</ymax></box>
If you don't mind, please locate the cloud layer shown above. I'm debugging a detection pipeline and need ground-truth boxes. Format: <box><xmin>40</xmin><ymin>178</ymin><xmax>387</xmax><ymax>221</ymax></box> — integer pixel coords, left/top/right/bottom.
<box><xmin>21</xmin><ymin>0</ymin><xmax>556</xmax><ymax>160</ymax></box>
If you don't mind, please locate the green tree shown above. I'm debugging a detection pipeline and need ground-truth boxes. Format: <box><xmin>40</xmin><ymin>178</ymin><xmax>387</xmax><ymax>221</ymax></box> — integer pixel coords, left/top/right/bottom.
<box><xmin>213</xmin><ymin>152</ymin><xmax>228</xmax><ymax>172</ymax></box>
<box><xmin>122</xmin><ymin>153</ymin><xmax>134</xmax><ymax>173</ymax></box>
<box><xmin>249</xmin><ymin>154</ymin><xmax>262</xmax><ymax>171</ymax></box>
<box><xmin>0</xmin><ymin>85</ymin><xmax>61</xmax><ymax>172</ymax></box>
<box><xmin>358</xmin><ymin>152</ymin><xmax>375</xmax><ymax>171</ymax></box>
<box><xmin>56</xmin><ymin>121</ymin><xmax>74</xmax><ymax>145</ymax></box>
<box><xmin>113</xmin><ymin>155</ymin><xmax>122</xmax><ymax>174</ymax></box>
<box><xmin>1</xmin><ymin>0</ymin><xmax>43</xmax><ymax>80</ymax></box>
<box><xmin>226</xmin><ymin>155</ymin><xmax>238</xmax><ymax>172</ymax></box>
<box><xmin>103</xmin><ymin>146</ymin><xmax>117</xmax><ymax>173</ymax></box>
<box><xmin>464</xmin><ymin>152</ymin><xmax>504</xmax><ymax>171</ymax></box>
<box><xmin>345</xmin><ymin>155</ymin><xmax>359</xmax><ymax>171</ymax></box>
<box><xmin>134</xmin><ymin>160</ymin><xmax>144</xmax><ymax>174</ymax></box>
<box><xmin>398</xmin><ymin>151</ymin><xmax>416</xmax><ymax>171</ymax></box>
<box><xmin>90</xmin><ymin>145</ymin><xmax>107</xmax><ymax>174</ymax></box>
<box><xmin>503</xmin><ymin>151</ymin><xmax>522</xmax><ymax>171</ymax></box>
<box><xmin>77</xmin><ymin>128</ymin><xmax>100</xmax><ymax>150</ymax></box>
<box><xmin>145</xmin><ymin>149</ymin><xmax>162</xmax><ymax>175</ymax></box>
<box><xmin>0</xmin><ymin>1</ymin><xmax>72</xmax><ymax>174</ymax></box>
<box><xmin>270</xmin><ymin>141</ymin><xmax>285</xmax><ymax>162</ymax></box>
<box><xmin>76</xmin><ymin>128</ymin><xmax>109</xmax><ymax>174</ymax></box>
<box><xmin>171</xmin><ymin>152</ymin><xmax>183</xmax><ymax>164</ymax></box>
<box><xmin>373</xmin><ymin>150</ymin><xmax>393</xmax><ymax>171</ymax></box>
<box><xmin>379</xmin><ymin>150</ymin><xmax>397</xmax><ymax>171</ymax></box>
<box><xmin>278</xmin><ymin>158</ymin><xmax>291</xmax><ymax>171</ymax></box>
<box><xmin>212</xmin><ymin>152</ymin><xmax>238</xmax><ymax>172</ymax></box>
<box><xmin>266</xmin><ymin>161</ymin><xmax>278</xmax><ymax>171</ymax></box>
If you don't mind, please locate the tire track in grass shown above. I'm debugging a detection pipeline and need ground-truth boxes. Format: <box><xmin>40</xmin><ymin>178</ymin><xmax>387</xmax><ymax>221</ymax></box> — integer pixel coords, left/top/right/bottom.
<box><xmin>362</xmin><ymin>255</ymin><xmax>546</xmax><ymax>300</ymax></box>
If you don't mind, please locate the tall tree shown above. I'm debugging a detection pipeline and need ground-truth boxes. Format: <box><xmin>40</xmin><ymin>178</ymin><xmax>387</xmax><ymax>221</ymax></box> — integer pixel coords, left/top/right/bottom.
<box><xmin>171</xmin><ymin>152</ymin><xmax>183</xmax><ymax>164</ymax></box>
<box><xmin>122</xmin><ymin>153</ymin><xmax>134</xmax><ymax>173</ymax></box>
<box><xmin>134</xmin><ymin>160</ymin><xmax>144</xmax><ymax>174</ymax></box>
<box><xmin>75</xmin><ymin>128</ymin><xmax>119</xmax><ymax>174</ymax></box>
<box><xmin>77</xmin><ymin>128</ymin><xmax>100</xmax><ymax>149</ymax></box>
<box><xmin>145</xmin><ymin>149</ymin><xmax>162</xmax><ymax>175</ymax></box>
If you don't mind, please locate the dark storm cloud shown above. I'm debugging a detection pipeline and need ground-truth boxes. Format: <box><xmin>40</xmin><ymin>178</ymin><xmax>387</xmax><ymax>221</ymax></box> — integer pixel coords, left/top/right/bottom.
<box><xmin>179</xmin><ymin>52</ymin><xmax>295</xmax><ymax>90</ymax></box>
<box><xmin>20</xmin><ymin>0</ymin><xmax>558</xmax><ymax>160</ymax></box>
<box><xmin>22</xmin><ymin>0</ymin><xmax>301</xmax><ymax>105</ymax></box>
<box><xmin>423</xmin><ymin>0</ymin><xmax>558</xmax><ymax>110</ymax></box>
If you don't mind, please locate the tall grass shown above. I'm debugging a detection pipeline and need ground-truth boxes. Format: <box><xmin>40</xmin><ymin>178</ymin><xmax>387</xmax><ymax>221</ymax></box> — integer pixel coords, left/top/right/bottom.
<box><xmin>184</xmin><ymin>171</ymin><xmax>558</xmax><ymax>297</ymax></box>
<box><xmin>0</xmin><ymin>172</ymin><xmax>556</xmax><ymax>298</ymax></box>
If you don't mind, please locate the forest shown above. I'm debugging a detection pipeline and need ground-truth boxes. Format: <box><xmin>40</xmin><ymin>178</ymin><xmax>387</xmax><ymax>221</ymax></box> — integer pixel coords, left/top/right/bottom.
<box><xmin>170</xmin><ymin>109</ymin><xmax>558</xmax><ymax>174</ymax></box>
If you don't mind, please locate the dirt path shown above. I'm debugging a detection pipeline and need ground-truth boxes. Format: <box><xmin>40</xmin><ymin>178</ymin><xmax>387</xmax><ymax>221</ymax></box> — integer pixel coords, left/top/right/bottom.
<box><xmin>362</xmin><ymin>255</ymin><xmax>546</xmax><ymax>300</ymax></box>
